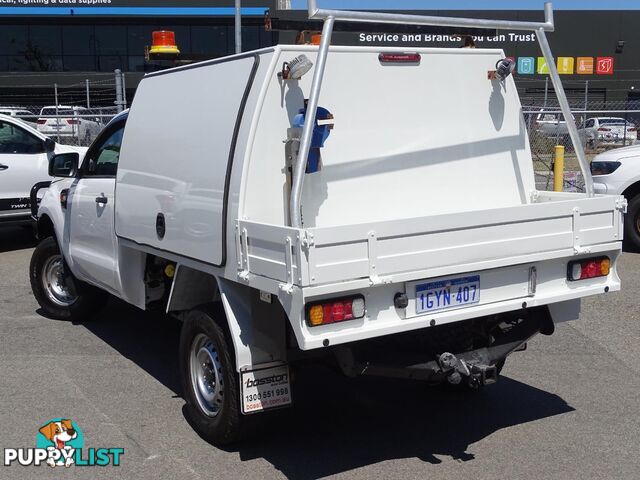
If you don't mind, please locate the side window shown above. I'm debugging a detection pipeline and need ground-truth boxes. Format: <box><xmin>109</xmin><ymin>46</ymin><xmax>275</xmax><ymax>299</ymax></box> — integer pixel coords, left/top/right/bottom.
<box><xmin>0</xmin><ymin>121</ymin><xmax>45</xmax><ymax>154</ymax></box>
<box><xmin>586</xmin><ymin>119</ymin><xmax>595</xmax><ymax>128</ymax></box>
<box><xmin>84</xmin><ymin>123</ymin><xmax>125</xmax><ymax>177</ymax></box>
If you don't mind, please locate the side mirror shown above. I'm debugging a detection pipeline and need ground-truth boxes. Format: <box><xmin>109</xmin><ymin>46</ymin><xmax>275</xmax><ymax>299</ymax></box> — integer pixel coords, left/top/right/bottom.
<box><xmin>49</xmin><ymin>152</ymin><xmax>79</xmax><ymax>178</ymax></box>
<box><xmin>44</xmin><ymin>137</ymin><xmax>56</xmax><ymax>153</ymax></box>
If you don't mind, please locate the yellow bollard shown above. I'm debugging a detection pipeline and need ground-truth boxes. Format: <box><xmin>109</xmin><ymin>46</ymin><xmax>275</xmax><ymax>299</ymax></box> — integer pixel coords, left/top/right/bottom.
<box><xmin>554</xmin><ymin>145</ymin><xmax>565</xmax><ymax>192</ymax></box>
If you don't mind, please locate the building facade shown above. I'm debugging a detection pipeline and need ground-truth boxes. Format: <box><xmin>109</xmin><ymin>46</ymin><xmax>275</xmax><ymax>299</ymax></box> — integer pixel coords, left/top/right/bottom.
<box><xmin>0</xmin><ymin>3</ymin><xmax>638</xmax><ymax>109</ymax></box>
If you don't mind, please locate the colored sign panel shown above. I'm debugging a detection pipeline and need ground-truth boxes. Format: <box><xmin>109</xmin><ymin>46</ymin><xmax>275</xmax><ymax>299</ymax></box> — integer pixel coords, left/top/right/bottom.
<box><xmin>537</xmin><ymin>57</ymin><xmax>550</xmax><ymax>74</ymax></box>
<box><xmin>557</xmin><ymin>57</ymin><xmax>574</xmax><ymax>74</ymax></box>
<box><xmin>596</xmin><ymin>57</ymin><xmax>615</xmax><ymax>75</ymax></box>
<box><xmin>518</xmin><ymin>57</ymin><xmax>535</xmax><ymax>74</ymax></box>
<box><xmin>576</xmin><ymin>57</ymin><xmax>594</xmax><ymax>74</ymax></box>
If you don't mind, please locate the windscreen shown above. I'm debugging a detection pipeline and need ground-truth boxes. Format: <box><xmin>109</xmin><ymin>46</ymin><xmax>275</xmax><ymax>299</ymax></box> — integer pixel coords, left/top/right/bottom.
<box><xmin>40</xmin><ymin>108</ymin><xmax>75</xmax><ymax>116</ymax></box>
<box><xmin>600</xmin><ymin>119</ymin><xmax>629</xmax><ymax>126</ymax></box>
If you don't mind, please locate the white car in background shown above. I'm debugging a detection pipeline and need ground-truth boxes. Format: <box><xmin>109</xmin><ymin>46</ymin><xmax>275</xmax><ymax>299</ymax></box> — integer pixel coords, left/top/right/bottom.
<box><xmin>579</xmin><ymin>117</ymin><xmax>637</xmax><ymax>148</ymax></box>
<box><xmin>591</xmin><ymin>144</ymin><xmax>640</xmax><ymax>248</ymax></box>
<box><xmin>0</xmin><ymin>107</ymin><xmax>39</xmax><ymax>128</ymax></box>
<box><xmin>37</xmin><ymin>106</ymin><xmax>102</xmax><ymax>145</ymax></box>
<box><xmin>0</xmin><ymin>114</ymin><xmax>86</xmax><ymax>225</ymax></box>
<box><xmin>533</xmin><ymin>109</ymin><xmax>574</xmax><ymax>138</ymax></box>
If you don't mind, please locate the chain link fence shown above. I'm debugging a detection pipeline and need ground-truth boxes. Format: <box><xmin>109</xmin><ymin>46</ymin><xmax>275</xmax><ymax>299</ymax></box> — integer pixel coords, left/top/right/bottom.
<box><xmin>0</xmin><ymin>70</ymin><xmax>126</xmax><ymax>147</ymax></box>
<box><xmin>524</xmin><ymin>101</ymin><xmax>640</xmax><ymax>192</ymax></box>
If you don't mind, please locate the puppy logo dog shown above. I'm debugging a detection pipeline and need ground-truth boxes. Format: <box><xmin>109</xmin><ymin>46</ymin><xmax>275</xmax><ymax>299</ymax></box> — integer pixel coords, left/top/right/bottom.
<box><xmin>38</xmin><ymin>420</ymin><xmax>78</xmax><ymax>468</ymax></box>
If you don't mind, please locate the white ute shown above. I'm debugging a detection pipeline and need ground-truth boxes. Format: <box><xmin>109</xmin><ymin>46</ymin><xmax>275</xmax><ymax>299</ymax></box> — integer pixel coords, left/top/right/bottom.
<box><xmin>29</xmin><ymin>3</ymin><xmax>624</xmax><ymax>444</ymax></box>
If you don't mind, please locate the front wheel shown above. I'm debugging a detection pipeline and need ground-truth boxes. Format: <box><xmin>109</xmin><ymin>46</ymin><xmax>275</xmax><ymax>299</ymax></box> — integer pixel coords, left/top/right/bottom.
<box><xmin>179</xmin><ymin>306</ymin><xmax>246</xmax><ymax>445</ymax></box>
<box><xmin>29</xmin><ymin>236</ymin><xmax>108</xmax><ymax>321</ymax></box>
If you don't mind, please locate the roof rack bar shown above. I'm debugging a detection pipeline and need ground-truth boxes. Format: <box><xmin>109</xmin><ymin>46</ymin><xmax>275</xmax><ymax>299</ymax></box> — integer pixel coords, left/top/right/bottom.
<box><xmin>307</xmin><ymin>0</ymin><xmax>555</xmax><ymax>32</ymax></box>
<box><xmin>290</xmin><ymin>15</ymin><xmax>335</xmax><ymax>229</ymax></box>
<box><xmin>536</xmin><ymin>27</ymin><xmax>594</xmax><ymax>197</ymax></box>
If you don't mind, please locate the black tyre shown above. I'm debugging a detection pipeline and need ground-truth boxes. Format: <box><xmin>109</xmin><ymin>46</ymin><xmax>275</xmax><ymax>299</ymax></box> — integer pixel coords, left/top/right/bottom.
<box><xmin>29</xmin><ymin>236</ymin><xmax>108</xmax><ymax>321</ymax></box>
<box><xmin>180</xmin><ymin>306</ymin><xmax>246</xmax><ymax>445</ymax></box>
<box><xmin>624</xmin><ymin>195</ymin><xmax>640</xmax><ymax>251</ymax></box>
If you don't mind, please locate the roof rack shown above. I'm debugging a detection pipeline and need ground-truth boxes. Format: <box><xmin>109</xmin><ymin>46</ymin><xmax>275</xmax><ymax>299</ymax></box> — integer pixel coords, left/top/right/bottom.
<box><xmin>290</xmin><ymin>2</ymin><xmax>593</xmax><ymax>228</ymax></box>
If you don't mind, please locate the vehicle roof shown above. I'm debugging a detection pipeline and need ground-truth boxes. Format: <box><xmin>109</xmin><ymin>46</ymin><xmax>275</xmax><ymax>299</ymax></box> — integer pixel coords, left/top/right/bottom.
<box><xmin>39</xmin><ymin>105</ymin><xmax>86</xmax><ymax>110</ymax></box>
<box><xmin>107</xmin><ymin>109</ymin><xmax>129</xmax><ymax>126</ymax></box>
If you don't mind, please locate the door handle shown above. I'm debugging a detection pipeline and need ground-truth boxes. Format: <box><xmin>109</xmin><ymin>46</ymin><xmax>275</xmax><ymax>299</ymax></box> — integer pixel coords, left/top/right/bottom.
<box><xmin>0</xmin><ymin>164</ymin><xmax>8</xmax><ymax>171</ymax></box>
<box><xmin>95</xmin><ymin>195</ymin><xmax>108</xmax><ymax>204</ymax></box>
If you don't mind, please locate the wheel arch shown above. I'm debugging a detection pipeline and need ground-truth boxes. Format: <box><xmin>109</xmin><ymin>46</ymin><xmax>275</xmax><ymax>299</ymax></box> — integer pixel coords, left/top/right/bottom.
<box><xmin>168</xmin><ymin>266</ymin><xmax>287</xmax><ymax>372</ymax></box>
<box><xmin>621</xmin><ymin>180</ymin><xmax>640</xmax><ymax>202</ymax></box>
<box><xmin>37</xmin><ymin>213</ymin><xmax>55</xmax><ymax>241</ymax></box>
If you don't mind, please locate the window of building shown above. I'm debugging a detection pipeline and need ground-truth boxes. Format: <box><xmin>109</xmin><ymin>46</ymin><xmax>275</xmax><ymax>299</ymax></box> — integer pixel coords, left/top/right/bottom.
<box><xmin>0</xmin><ymin>21</ymin><xmax>275</xmax><ymax>73</ymax></box>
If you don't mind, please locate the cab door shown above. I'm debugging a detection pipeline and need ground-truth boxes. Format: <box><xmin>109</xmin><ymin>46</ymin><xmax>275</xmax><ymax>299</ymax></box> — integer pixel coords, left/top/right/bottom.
<box><xmin>67</xmin><ymin>119</ymin><xmax>126</xmax><ymax>293</ymax></box>
<box><xmin>0</xmin><ymin>119</ymin><xmax>49</xmax><ymax>218</ymax></box>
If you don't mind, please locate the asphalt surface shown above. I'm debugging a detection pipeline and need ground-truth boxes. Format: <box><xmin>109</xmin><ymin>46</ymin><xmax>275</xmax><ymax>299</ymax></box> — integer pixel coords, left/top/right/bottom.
<box><xmin>1</xmin><ymin>225</ymin><xmax>639</xmax><ymax>479</ymax></box>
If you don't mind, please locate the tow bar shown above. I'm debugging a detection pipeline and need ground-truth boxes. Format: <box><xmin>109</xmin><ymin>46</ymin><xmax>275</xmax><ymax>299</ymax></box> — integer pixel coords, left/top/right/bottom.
<box><xmin>333</xmin><ymin>306</ymin><xmax>553</xmax><ymax>385</ymax></box>
<box><xmin>438</xmin><ymin>352</ymin><xmax>498</xmax><ymax>388</ymax></box>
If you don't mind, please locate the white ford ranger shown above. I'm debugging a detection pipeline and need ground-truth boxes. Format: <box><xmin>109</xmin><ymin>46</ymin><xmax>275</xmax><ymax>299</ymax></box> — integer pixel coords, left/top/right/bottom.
<box><xmin>591</xmin><ymin>144</ymin><xmax>640</xmax><ymax>249</ymax></box>
<box><xmin>29</xmin><ymin>3</ymin><xmax>625</xmax><ymax>445</ymax></box>
<box><xmin>0</xmin><ymin>114</ymin><xmax>86</xmax><ymax>226</ymax></box>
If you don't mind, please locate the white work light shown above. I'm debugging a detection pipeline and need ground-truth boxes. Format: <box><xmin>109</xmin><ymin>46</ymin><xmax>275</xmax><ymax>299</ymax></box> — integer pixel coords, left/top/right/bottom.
<box><xmin>281</xmin><ymin>55</ymin><xmax>314</xmax><ymax>80</ymax></box>
<box><xmin>495</xmin><ymin>58</ymin><xmax>516</xmax><ymax>81</ymax></box>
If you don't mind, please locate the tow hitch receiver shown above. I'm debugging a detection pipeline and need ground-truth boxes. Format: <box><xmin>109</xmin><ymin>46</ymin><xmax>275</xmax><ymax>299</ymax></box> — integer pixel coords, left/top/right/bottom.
<box><xmin>438</xmin><ymin>352</ymin><xmax>497</xmax><ymax>387</ymax></box>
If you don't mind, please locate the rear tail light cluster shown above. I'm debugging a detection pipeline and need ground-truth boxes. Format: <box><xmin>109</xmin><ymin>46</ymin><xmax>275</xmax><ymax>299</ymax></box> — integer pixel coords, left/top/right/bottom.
<box><xmin>306</xmin><ymin>296</ymin><xmax>365</xmax><ymax>327</ymax></box>
<box><xmin>597</xmin><ymin>127</ymin><xmax>611</xmax><ymax>132</ymax></box>
<box><xmin>628</xmin><ymin>127</ymin><xmax>637</xmax><ymax>132</ymax></box>
<box><xmin>567</xmin><ymin>257</ymin><xmax>610</xmax><ymax>281</ymax></box>
<box><xmin>37</xmin><ymin>119</ymin><xmax>46</xmax><ymax>124</ymax></box>
<box><xmin>66</xmin><ymin>119</ymin><xmax>80</xmax><ymax>125</ymax></box>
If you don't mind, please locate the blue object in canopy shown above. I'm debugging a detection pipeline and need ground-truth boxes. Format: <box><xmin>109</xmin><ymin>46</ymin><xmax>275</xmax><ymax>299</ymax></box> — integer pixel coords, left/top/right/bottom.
<box><xmin>292</xmin><ymin>105</ymin><xmax>333</xmax><ymax>173</ymax></box>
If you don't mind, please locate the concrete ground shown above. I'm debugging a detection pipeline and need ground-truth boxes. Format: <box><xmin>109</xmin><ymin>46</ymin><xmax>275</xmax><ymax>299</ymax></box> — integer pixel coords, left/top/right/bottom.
<box><xmin>0</xmin><ymin>225</ymin><xmax>639</xmax><ymax>479</ymax></box>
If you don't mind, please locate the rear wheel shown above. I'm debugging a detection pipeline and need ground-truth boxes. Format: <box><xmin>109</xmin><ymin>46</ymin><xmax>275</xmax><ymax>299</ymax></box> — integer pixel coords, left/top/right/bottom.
<box><xmin>29</xmin><ymin>236</ymin><xmax>108</xmax><ymax>321</ymax></box>
<box><xmin>179</xmin><ymin>306</ymin><xmax>246</xmax><ymax>445</ymax></box>
<box><xmin>624</xmin><ymin>195</ymin><xmax>640</xmax><ymax>251</ymax></box>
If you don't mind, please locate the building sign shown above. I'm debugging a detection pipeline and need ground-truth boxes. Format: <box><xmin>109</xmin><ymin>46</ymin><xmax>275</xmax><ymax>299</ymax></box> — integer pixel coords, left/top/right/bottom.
<box><xmin>537</xmin><ymin>57</ymin><xmax>550</xmax><ymax>74</ymax></box>
<box><xmin>557</xmin><ymin>57</ymin><xmax>574</xmax><ymax>74</ymax></box>
<box><xmin>577</xmin><ymin>57</ymin><xmax>594</xmax><ymax>74</ymax></box>
<box><xmin>518</xmin><ymin>57</ymin><xmax>535</xmax><ymax>75</ymax></box>
<box><xmin>0</xmin><ymin>1</ymin><xmax>270</xmax><ymax>16</ymax></box>
<box><xmin>596</xmin><ymin>57</ymin><xmax>615</xmax><ymax>75</ymax></box>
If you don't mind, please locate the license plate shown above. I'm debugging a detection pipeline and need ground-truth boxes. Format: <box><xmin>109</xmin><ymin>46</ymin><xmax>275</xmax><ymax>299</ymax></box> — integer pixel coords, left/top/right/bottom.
<box><xmin>415</xmin><ymin>275</ymin><xmax>480</xmax><ymax>314</ymax></box>
<box><xmin>240</xmin><ymin>364</ymin><xmax>292</xmax><ymax>415</ymax></box>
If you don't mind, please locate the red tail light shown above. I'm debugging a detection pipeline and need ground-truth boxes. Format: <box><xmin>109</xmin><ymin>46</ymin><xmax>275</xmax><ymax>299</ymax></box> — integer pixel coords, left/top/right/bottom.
<box><xmin>37</xmin><ymin>119</ymin><xmax>46</xmax><ymax>124</ymax></box>
<box><xmin>66</xmin><ymin>119</ymin><xmax>79</xmax><ymax>125</ymax></box>
<box><xmin>307</xmin><ymin>296</ymin><xmax>366</xmax><ymax>327</ymax></box>
<box><xmin>379</xmin><ymin>52</ymin><xmax>421</xmax><ymax>64</ymax></box>
<box><xmin>597</xmin><ymin>127</ymin><xmax>610</xmax><ymax>132</ymax></box>
<box><xmin>567</xmin><ymin>257</ymin><xmax>610</xmax><ymax>281</ymax></box>
<box><xmin>628</xmin><ymin>128</ymin><xmax>637</xmax><ymax>132</ymax></box>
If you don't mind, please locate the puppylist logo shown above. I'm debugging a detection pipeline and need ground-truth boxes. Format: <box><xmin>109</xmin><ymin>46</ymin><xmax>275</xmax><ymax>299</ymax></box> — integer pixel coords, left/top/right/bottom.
<box><xmin>4</xmin><ymin>419</ymin><xmax>124</xmax><ymax>468</ymax></box>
